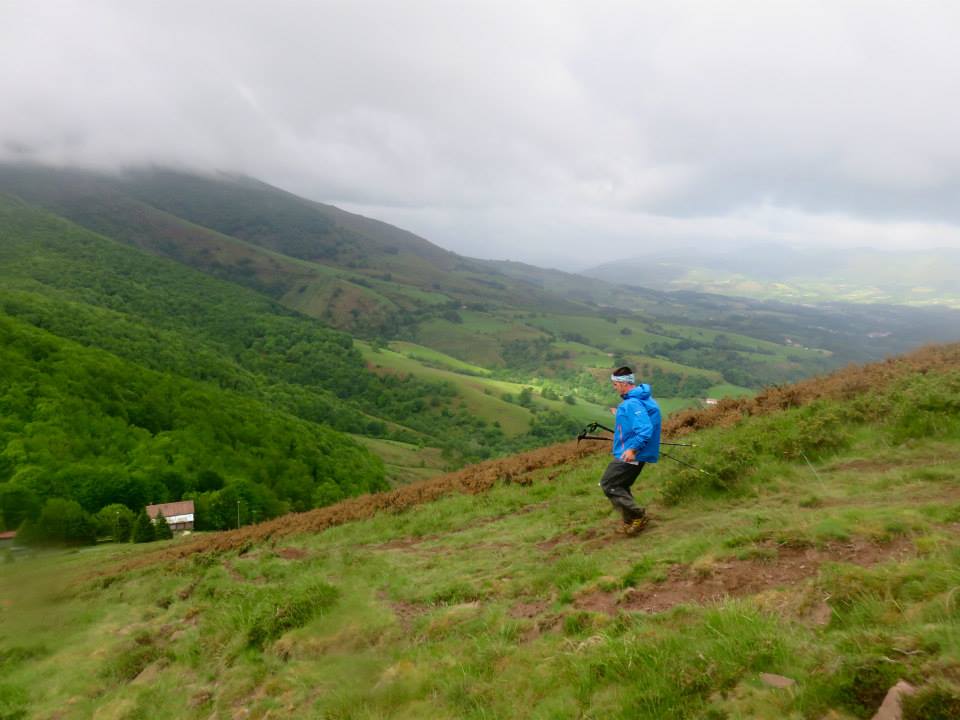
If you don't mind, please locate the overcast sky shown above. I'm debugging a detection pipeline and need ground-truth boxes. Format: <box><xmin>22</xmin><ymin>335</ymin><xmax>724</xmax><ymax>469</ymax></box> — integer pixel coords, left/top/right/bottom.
<box><xmin>3</xmin><ymin>1</ymin><xmax>960</xmax><ymax>269</ymax></box>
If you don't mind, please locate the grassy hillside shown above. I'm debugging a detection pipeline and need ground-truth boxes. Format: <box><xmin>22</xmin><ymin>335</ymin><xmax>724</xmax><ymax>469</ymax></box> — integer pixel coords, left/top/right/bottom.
<box><xmin>4</xmin><ymin>345</ymin><xmax>960</xmax><ymax>718</ymax></box>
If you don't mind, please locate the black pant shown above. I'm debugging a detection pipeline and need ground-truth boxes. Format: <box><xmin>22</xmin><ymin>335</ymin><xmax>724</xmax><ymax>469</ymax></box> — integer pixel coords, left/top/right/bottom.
<box><xmin>600</xmin><ymin>460</ymin><xmax>646</xmax><ymax>523</ymax></box>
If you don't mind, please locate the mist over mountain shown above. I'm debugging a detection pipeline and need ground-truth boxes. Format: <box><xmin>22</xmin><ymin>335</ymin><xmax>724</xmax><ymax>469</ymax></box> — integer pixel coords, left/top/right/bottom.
<box><xmin>583</xmin><ymin>245</ymin><xmax>960</xmax><ymax>307</ymax></box>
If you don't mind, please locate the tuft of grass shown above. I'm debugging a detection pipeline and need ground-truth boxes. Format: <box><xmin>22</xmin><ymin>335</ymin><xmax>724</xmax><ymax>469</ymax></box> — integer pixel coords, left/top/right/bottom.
<box><xmin>799</xmin><ymin>494</ymin><xmax>824</xmax><ymax>508</ymax></box>
<box><xmin>622</xmin><ymin>557</ymin><xmax>656</xmax><ymax>588</ymax></box>
<box><xmin>903</xmin><ymin>681</ymin><xmax>960</xmax><ymax>720</ymax></box>
<box><xmin>246</xmin><ymin>581</ymin><xmax>339</xmax><ymax>649</ymax></box>
<box><xmin>100</xmin><ymin>630</ymin><xmax>173</xmax><ymax>683</ymax></box>
<box><xmin>0</xmin><ymin>683</ymin><xmax>29</xmax><ymax>720</ymax></box>
<box><xmin>826</xmin><ymin>655</ymin><xmax>907</xmax><ymax>717</ymax></box>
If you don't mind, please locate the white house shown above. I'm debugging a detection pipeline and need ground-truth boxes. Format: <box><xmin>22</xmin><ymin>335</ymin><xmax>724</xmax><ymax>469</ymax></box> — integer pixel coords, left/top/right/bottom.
<box><xmin>146</xmin><ymin>500</ymin><xmax>195</xmax><ymax>532</ymax></box>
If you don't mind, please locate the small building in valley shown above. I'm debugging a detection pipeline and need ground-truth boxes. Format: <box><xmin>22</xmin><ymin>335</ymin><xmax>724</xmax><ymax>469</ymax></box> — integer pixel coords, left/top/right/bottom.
<box><xmin>0</xmin><ymin>530</ymin><xmax>16</xmax><ymax>548</ymax></box>
<box><xmin>146</xmin><ymin>500</ymin><xmax>195</xmax><ymax>532</ymax></box>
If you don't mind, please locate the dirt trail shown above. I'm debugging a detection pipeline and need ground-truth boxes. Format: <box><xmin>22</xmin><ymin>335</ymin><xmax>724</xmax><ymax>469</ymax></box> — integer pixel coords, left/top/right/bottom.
<box><xmin>109</xmin><ymin>343</ymin><xmax>960</xmax><ymax>574</ymax></box>
<box><xmin>574</xmin><ymin>537</ymin><xmax>914</xmax><ymax>616</ymax></box>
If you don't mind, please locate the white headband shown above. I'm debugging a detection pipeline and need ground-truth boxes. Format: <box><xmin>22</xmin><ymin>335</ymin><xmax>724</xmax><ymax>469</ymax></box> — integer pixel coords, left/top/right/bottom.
<box><xmin>611</xmin><ymin>373</ymin><xmax>635</xmax><ymax>384</ymax></box>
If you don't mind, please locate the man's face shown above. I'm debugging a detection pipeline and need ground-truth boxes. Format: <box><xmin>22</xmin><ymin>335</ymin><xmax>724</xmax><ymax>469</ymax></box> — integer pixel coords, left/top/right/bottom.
<box><xmin>612</xmin><ymin>380</ymin><xmax>629</xmax><ymax>396</ymax></box>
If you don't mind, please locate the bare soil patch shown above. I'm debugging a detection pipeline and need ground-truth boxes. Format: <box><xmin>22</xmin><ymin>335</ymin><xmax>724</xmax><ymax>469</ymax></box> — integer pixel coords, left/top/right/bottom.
<box><xmin>378</xmin><ymin>537</ymin><xmax>424</xmax><ymax>550</ymax></box>
<box><xmin>378</xmin><ymin>591</ymin><xmax>431</xmax><ymax>631</ymax></box>
<box><xmin>222</xmin><ymin>559</ymin><xmax>245</xmax><ymax>583</ymax></box>
<box><xmin>509</xmin><ymin>600</ymin><xmax>551</xmax><ymax>619</ymax></box>
<box><xmin>537</xmin><ymin>527</ymin><xmax>608</xmax><ymax>553</ymax></box>
<box><xmin>575</xmin><ymin>536</ymin><xmax>914</xmax><ymax>615</ymax></box>
<box><xmin>275</xmin><ymin>547</ymin><xmax>308</xmax><ymax>560</ymax></box>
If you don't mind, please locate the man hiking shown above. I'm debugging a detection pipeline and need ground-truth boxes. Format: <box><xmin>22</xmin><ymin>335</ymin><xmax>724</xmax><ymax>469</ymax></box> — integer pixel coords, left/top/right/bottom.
<box><xmin>600</xmin><ymin>366</ymin><xmax>661</xmax><ymax>535</ymax></box>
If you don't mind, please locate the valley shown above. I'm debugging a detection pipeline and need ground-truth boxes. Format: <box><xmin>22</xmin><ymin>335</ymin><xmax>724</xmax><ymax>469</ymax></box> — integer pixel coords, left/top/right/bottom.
<box><xmin>2</xmin><ymin>163</ymin><xmax>960</xmax><ymax>538</ymax></box>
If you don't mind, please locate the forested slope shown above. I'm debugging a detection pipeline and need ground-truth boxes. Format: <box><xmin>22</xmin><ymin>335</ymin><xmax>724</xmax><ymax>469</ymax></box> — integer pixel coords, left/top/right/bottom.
<box><xmin>0</xmin><ymin>196</ymin><xmax>555</xmax><ymax>534</ymax></box>
<box><xmin>0</xmin><ymin>313</ymin><xmax>385</xmax><ymax>533</ymax></box>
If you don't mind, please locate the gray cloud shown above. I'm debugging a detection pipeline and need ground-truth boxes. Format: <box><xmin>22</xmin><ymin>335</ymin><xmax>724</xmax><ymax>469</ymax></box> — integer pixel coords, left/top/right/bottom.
<box><xmin>3</xmin><ymin>0</ymin><xmax>960</xmax><ymax>268</ymax></box>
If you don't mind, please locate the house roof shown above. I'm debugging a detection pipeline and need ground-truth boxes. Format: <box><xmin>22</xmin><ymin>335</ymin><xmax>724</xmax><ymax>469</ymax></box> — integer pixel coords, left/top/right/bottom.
<box><xmin>0</xmin><ymin>531</ymin><xmax>16</xmax><ymax>540</ymax></box>
<box><xmin>146</xmin><ymin>500</ymin><xmax>195</xmax><ymax>519</ymax></box>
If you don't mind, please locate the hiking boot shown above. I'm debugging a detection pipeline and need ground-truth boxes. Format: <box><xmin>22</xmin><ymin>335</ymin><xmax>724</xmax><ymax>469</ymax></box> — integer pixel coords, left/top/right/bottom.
<box><xmin>624</xmin><ymin>516</ymin><xmax>650</xmax><ymax>536</ymax></box>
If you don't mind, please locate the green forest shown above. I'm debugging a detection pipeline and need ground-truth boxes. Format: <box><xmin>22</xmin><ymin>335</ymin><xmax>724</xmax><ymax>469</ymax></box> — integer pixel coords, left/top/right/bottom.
<box><xmin>0</xmin><ymin>313</ymin><xmax>385</xmax><ymax>539</ymax></box>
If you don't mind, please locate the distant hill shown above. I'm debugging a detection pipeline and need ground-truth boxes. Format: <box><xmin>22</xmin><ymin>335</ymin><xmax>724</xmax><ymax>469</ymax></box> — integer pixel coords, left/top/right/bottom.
<box><xmin>583</xmin><ymin>244</ymin><xmax>960</xmax><ymax>307</ymax></box>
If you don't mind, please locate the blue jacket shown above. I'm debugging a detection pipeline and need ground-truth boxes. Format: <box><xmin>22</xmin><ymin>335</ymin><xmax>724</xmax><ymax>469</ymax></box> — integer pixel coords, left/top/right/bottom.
<box><xmin>612</xmin><ymin>385</ymin><xmax>661</xmax><ymax>463</ymax></box>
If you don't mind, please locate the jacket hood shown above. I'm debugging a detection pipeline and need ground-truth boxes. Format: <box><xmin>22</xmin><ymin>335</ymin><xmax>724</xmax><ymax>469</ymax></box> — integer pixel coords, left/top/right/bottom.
<box><xmin>624</xmin><ymin>384</ymin><xmax>651</xmax><ymax>400</ymax></box>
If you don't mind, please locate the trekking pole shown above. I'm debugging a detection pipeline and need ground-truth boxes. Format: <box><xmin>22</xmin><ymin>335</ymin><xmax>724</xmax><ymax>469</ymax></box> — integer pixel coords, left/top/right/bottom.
<box><xmin>576</xmin><ymin>422</ymin><xmax>697</xmax><ymax>447</ymax></box>
<box><xmin>660</xmin><ymin>451</ymin><xmax>713</xmax><ymax>476</ymax></box>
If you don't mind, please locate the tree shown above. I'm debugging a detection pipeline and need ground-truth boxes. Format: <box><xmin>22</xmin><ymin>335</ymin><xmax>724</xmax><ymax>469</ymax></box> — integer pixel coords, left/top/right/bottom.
<box><xmin>153</xmin><ymin>510</ymin><xmax>173</xmax><ymax>540</ymax></box>
<box><xmin>130</xmin><ymin>511</ymin><xmax>155</xmax><ymax>543</ymax></box>
<box><xmin>196</xmin><ymin>470</ymin><xmax>224</xmax><ymax>492</ymax></box>
<box><xmin>95</xmin><ymin>503</ymin><xmax>135</xmax><ymax>541</ymax></box>
<box><xmin>0</xmin><ymin>484</ymin><xmax>40</xmax><ymax>531</ymax></box>
<box><xmin>19</xmin><ymin>498</ymin><xmax>96</xmax><ymax>546</ymax></box>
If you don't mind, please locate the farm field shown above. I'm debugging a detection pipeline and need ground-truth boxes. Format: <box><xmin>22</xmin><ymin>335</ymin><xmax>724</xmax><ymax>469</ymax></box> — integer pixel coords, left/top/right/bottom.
<box><xmin>357</xmin><ymin>341</ymin><xmax>613</xmax><ymax>434</ymax></box>
<box><xmin>352</xmin><ymin>436</ymin><xmax>449</xmax><ymax>485</ymax></box>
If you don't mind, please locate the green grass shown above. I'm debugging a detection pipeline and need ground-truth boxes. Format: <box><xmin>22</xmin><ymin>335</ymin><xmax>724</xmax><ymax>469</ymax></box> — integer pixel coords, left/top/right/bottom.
<box><xmin>6</xmin><ymin>369</ymin><xmax>960</xmax><ymax>718</ymax></box>
<box><xmin>654</xmin><ymin>322</ymin><xmax>831</xmax><ymax>360</ymax></box>
<box><xmin>706</xmin><ymin>383</ymin><xmax>754</xmax><ymax>398</ymax></box>
<box><xmin>388</xmin><ymin>341</ymin><xmax>491</xmax><ymax>376</ymax></box>
<box><xmin>415</xmin><ymin>318</ymin><xmax>507</xmax><ymax>367</ymax></box>
<box><xmin>358</xmin><ymin>342</ymin><xmax>533</xmax><ymax>434</ymax></box>
<box><xmin>357</xmin><ymin>341</ymin><xmax>613</xmax><ymax>434</ymax></box>
<box><xmin>526</xmin><ymin>314</ymin><xmax>666</xmax><ymax>351</ymax></box>
<box><xmin>353</xmin><ymin>435</ymin><xmax>449</xmax><ymax>485</ymax></box>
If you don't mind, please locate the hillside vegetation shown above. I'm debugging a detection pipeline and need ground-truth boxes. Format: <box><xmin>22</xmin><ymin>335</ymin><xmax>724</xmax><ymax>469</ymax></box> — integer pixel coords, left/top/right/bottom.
<box><xmin>4</xmin><ymin>344</ymin><xmax>960</xmax><ymax>719</ymax></box>
<box><xmin>0</xmin><ymin>198</ymin><xmax>563</xmax><ymax>533</ymax></box>
<box><xmin>4</xmin><ymin>163</ymin><xmax>959</xmax><ymax>408</ymax></box>
<box><xmin>2</xmin><ymin>164</ymin><xmax>960</xmax><ymax>539</ymax></box>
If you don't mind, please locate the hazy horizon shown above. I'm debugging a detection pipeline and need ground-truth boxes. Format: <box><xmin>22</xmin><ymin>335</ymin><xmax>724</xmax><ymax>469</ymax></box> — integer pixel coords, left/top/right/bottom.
<box><xmin>4</xmin><ymin>1</ymin><xmax>960</xmax><ymax>269</ymax></box>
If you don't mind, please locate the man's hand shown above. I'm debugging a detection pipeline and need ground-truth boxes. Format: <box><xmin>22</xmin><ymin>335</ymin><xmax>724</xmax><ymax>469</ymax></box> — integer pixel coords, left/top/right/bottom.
<box><xmin>620</xmin><ymin>448</ymin><xmax>636</xmax><ymax>463</ymax></box>
<box><xmin>609</xmin><ymin>407</ymin><xmax>617</xmax><ymax>416</ymax></box>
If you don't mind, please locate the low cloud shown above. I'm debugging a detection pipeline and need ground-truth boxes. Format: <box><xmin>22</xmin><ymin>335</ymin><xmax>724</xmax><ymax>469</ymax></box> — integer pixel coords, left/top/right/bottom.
<box><xmin>3</xmin><ymin>0</ymin><xmax>960</xmax><ymax>267</ymax></box>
